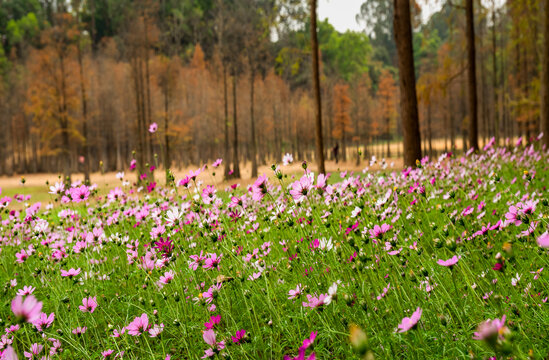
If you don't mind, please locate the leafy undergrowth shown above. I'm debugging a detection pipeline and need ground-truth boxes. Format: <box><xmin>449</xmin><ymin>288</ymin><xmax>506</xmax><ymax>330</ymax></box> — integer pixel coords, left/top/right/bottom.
<box><xmin>0</xmin><ymin>140</ymin><xmax>548</xmax><ymax>360</ymax></box>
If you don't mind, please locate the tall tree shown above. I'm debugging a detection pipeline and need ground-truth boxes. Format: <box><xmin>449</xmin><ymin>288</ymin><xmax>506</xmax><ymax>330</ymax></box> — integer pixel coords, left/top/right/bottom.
<box><xmin>393</xmin><ymin>0</ymin><xmax>421</xmax><ymax>167</ymax></box>
<box><xmin>542</xmin><ymin>0</ymin><xmax>549</xmax><ymax>147</ymax></box>
<box><xmin>465</xmin><ymin>0</ymin><xmax>478</xmax><ymax>151</ymax></box>
<box><xmin>309</xmin><ymin>0</ymin><xmax>325</xmax><ymax>174</ymax></box>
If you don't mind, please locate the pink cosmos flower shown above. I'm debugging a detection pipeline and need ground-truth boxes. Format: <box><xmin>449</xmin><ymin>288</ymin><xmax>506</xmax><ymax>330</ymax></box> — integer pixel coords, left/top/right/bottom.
<box><xmin>149</xmin><ymin>122</ymin><xmax>158</xmax><ymax>133</ymax></box>
<box><xmin>1</xmin><ymin>346</ymin><xmax>17</xmax><ymax>360</ymax></box>
<box><xmin>537</xmin><ymin>232</ymin><xmax>549</xmax><ymax>248</ymax></box>
<box><xmin>11</xmin><ymin>295</ymin><xmax>42</xmax><ymax>323</ymax></box>
<box><xmin>437</xmin><ymin>255</ymin><xmax>461</xmax><ymax>267</ymax></box>
<box><xmin>61</xmin><ymin>268</ymin><xmax>81</xmax><ymax>278</ymax></box>
<box><xmin>102</xmin><ymin>349</ymin><xmax>115</xmax><ymax>358</ymax></box>
<box><xmin>32</xmin><ymin>312</ymin><xmax>55</xmax><ymax>332</ymax></box>
<box><xmin>148</xmin><ymin>323</ymin><xmax>164</xmax><ymax>337</ymax></box>
<box><xmin>16</xmin><ymin>286</ymin><xmax>35</xmax><ymax>296</ymax></box>
<box><xmin>202</xmin><ymin>329</ymin><xmax>225</xmax><ymax>358</ymax></box>
<box><xmin>204</xmin><ymin>315</ymin><xmax>221</xmax><ymax>330</ymax></box>
<box><xmin>473</xmin><ymin>315</ymin><xmax>509</xmax><ymax>341</ymax></box>
<box><xmin>212</xmin><ymin>159</ymin><xmax>222</xmax><ymax>168</ymax></box>
<box><xmin>72</xmin><ymin>327</ymin><xmax>87</xmax><ymax>335</ymax></box>
<box><xmin>23</xmin><ymin>343</ymin><xmax>43</xmax><ymax>359</ymax></box>
<box><xmin>302</xmin><ymin>294</ymin><xmax>329</xmax><ymax>308</ymax></box>
<box><xmin>126</xmin><ymin>313</ymin><xmax>150</xmax><ymax>336</ymax></box>
<box><xmin>158</xmin><ymin>270</ymin><xmax>175</xmax><ymax>288</ymax></box>
<box><xmin>231</xmin><ymin>329</ymin><xmax>246</xmax><ymax>344</ymax></box>
<box><xmin>369</xmin><ymin>224</ymin><xmax>392</xmax><ymax>239</ymax></box>
<box><xmin>203</xmin><ymin>253</ymin><xmax>222</xmax><ymax>270</ymax></box>
<box><xmin>69</xmin><ymin>185</ymin><xmax>90</xmax><ymax>203</ymax></box>
<box><xmin>397</xmin><ymin>307</ymin><xmax>422</xmax><ymax>333</ymax></box>
<box><xmin>290</xmin><ymin>175</ymin><xmax>313</xmax><ymax>203</ymax></box>
<box><xmin>288</xmin><ymin>284</ymin><xmax>303</xmax><ymax>300</ymax></box>
<box><xmin>79</xmin><ymin>296</ymin><xmax>98</xmax><ymax>313</ymax></box>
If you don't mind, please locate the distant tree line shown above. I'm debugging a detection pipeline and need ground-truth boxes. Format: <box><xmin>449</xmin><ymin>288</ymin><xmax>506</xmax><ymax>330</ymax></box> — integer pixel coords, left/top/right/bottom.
<box><xmin>0</xmin><ymin>0</ymin><xmax>547</xmax><ymax>181</ymax></box>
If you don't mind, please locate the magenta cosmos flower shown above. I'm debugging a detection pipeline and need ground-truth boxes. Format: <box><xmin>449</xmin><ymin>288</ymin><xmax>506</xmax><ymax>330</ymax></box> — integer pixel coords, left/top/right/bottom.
<box><xmin>369</xmin><ymin>224</ymin><xmax>392</xmax><ymax>239</ymax></box>
<box><xmin>537</xmin><ymin>232</ymin><xmax>549</xmax><ymax>248</ymax></box>
<box><xmin>437</xmin><ymin>255</ymin><xmax>461</xmax><ymax>267</ymax></box>
<box><xmin>397</xmin><ymin>307</ymin><xmax>422</xmax><ymax>333</ymax></box>
<box><xmin>149</xmin><ymin>122</ymin><xmax>158</xmax><ymax>133</ymax></box>
<box><xmin>126</xmin><ymin>313</ymin><xmax>150</xmax><ymax>336</ymax></box>
<box><xmin>11</xmin><ymin>295</ymin><xmax>43</xmax><ymax>323</ymax></box>
<box><xmin>79</xmin><ymin>296</ymin><xmax>98</xmax><ymax>313</ymax></box>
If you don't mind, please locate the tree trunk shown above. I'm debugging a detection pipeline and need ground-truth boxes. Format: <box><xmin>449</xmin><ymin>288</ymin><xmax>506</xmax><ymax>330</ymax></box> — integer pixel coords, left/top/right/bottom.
<box><xmin>76</xmin><ymin>37</ymin><xmax>90</xmax><ymax>183</ymax></box>
<box><xmin>232</xmin><ymin>74</ymin><xmax>241</xmax><ymax>178</ymax></box>
<box><xmin>250</xmin><ymin>69</ymin><xmax>258</xmax><ymax>178</ymax></box>
<box><xmin>310</xmin><ymin>0</ymin><xmax>326</xmax><ymax>174</ymax></box>
<box><xmin>164</xmin><ymin>84</ymin><xmax>171</xmax><ymax>185</ymax></box>
<box><xmin>542</xmin><ymin>0</ymin><xmax>549</xmax><ymax>147</ymax></box>
<box><xmin>466</xmin><ymin>0</ymin><xmax>479</xmax><ymax>151</ymax></box>
<box><xmin>223</xmin><ymin>65</ymin><xmax>231</xmax><ymax>179</ymax></box>
<box><xmin>492</xmin><ymin>2</ymin><xmax>499</xmax><ymax>146</ymax></box>
<box><xmin>393</xmin><ymin>0</ymin><xmax>422</xmax><ymax>166</ymax></box>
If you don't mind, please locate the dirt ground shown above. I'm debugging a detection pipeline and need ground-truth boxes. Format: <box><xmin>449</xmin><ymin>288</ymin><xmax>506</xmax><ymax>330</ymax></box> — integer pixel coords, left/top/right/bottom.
<box><xmin>0</xmin><ymin>157</ymin><xmax>404</xmax><ymax>194</ymax></box>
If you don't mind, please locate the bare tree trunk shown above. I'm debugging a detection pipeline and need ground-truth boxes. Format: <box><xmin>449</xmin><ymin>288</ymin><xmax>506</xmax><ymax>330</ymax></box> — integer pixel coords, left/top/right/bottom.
<box><xmin>466</xmin><ymin>0</ymin><xmax>479</xmax><ymax>151</ymax></box>
<box><xmin>76</xmin><ymin>36</ymin><xmax>90</xmax><ymax>183</ymax></box>
<box><xmin>250</xmin><ymin>69</ymin><xmax>258</xmax><ymax>178</ymax></box>
<box><xmin>222</xmin><ymin>65</ymin><xmax>231</xmax><ymax>179</ymax></box>
<box><xmin>491</xmin><ymin>2</ymin><xmax>499</xmax><ymax>146</ymax></box>
<box><xmin>310</xmin><ymin>0</ymin><xmax>326</xmax><ymax>174</ymax></box>
<box><xmin>427</xmin><ymin>102</ymin><xmax>433</xmax><ymax>157</ymax></box>
<box><xmin>393</xmin><ymin>0</ymin><xmax>422</xmax><ymax>166</ymax></box>
<box><xmin>232</xmin><ymin>74</ymin><xmax>241</xmax><ymax>178</ymax></box>
<box><xmin>543</xmin><ymin>0</ymin><xmax>549</xmax><ymax>147</ymax></box>
<box><xmin>164</xmin><ymin>84</ymin><xmax>170</xmax><ymax>185</ymax></box>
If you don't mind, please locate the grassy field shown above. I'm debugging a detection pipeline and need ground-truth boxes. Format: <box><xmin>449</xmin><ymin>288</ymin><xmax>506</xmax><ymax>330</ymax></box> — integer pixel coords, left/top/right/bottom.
<box><xmin>0</xmin><ymin>145</ymin><xmax>547</xmax><ymax>359</ymax></box>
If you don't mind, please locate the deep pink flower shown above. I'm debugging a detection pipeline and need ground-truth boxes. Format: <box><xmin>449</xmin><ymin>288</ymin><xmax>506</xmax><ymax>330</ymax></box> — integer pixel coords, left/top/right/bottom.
<box><xmin>204</xmin><ymin>315</ymin><xmax>221</xmax><ymax>330</ymax></box>
<box><xmin>231</xmin><ymin>329</ymin><xmax>246</xmax><ymax>344</ymax></box>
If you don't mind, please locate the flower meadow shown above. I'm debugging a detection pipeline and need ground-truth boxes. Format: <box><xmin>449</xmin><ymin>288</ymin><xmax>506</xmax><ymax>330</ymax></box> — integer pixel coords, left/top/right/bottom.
<box><xmin>0</xmin><ymin>140</ymin><xmax>548</xmax><ymax>360</ymax></box>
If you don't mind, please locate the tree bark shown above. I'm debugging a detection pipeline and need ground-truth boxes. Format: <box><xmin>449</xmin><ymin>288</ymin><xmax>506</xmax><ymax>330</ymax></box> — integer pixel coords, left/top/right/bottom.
<box><xmin>466</xmin><ymin>0</ymin><xmax>479</xmax><ymax>151</ymax></box>
<box><xmin>250</xmin><ymin>69</ymin><xmax>258</xmax><ymax>178</ymax></box>
<box><xmin>232</xmin><ymin>74</ymin><xmax>241</xmax><ymax>178</ymax></box>
<box><xmin>393</xmin><ymin>0</ymin><xmax>422</xmax><ymax>167</ymax></box>
<box><xmin>542</xmin><ymin>0</ymin><xmax>549</xmax><ymax>147</ymax></box>
<box><xmin>492</xmin><ymin>2</ymin><xmax>499</xmax><ymax>146</ymax></box>
<box><xmin>310</xmin><ymin>0</ymin><xmax>326</xmax><ymax>174</ymax></box>
<box><xmin>222</xmin><ymin>65</ymin><xmax>231</xmax><ymax>179</ymax></box>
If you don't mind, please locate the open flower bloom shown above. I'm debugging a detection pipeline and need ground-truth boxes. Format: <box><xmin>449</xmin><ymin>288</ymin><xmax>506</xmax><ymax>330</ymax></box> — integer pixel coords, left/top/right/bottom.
<box><xmin>397</xmin><ymin>307</ymin><xmax>422</xmax><ymax>333</ymax></box>
<box><xmin>126</xmin><ymin>313</ymin><xmax>150</xmax><ymax>336</ymax></box>
<box><xmin>473</xmin><ymin>315</ymin><xmax>509</xmax><ymax>341</ymax></box>
<box><xmin>11</xmin><ymin>295</ymin><xmax>42</xmax><ymax>323</ymax></box>
<box><xmin>79</xmin><ymin>296</ymin><xmax>98</xmax><ymax>313</ymax></box>
<box><xmin>437</xmin><ymin>255</ymin><xmax>461</xmax><ymax>267</ymax></box>
<box><xmin>537</xmin><ymin>232</ymin><xmax>549</xmax><ymax>248</ymax></box>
